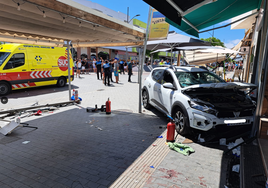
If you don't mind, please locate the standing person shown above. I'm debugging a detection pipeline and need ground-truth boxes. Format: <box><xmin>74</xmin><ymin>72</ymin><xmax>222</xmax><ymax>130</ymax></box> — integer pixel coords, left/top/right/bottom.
<box><xmin>159</xmin><ymin>59</ymin><xmax>164</xmax><ymax>65</ymax></box>
<box><xmin>119</xmin><ymin>60</ymin><xmax>125</xmax><ymax>74</ymax></box>
<box><xmin>110</xmin><ymin>59</ymin><xmax>114</xmax><ymax>82</ymax></box>
<box><xmin>93</xmin><ymin>58</ymin><xmax>97</xmax><ymax>73</ymax></box>
<box><xmin>114</xmin><ymin>58</ymin><xmax>119</xmax><ymax>83</ymax></box>
<box><xmin>76</xmin><ymin>59</ymin><xmax>82</xmax><ymax>78</ymax></box>
<box><xmin>96</xmin><ymin>58</ymin><xmax>103</xmax><ymax>80</ymax></box>
<box><xmin>102</xmin><ymin>60</ymin><xmax>111</xmax><ymax>86</ymax></box>
<box><xmin>127</xmin><ymin>60</ymin><xmax>133</xmax><ymax>82</ymax></box>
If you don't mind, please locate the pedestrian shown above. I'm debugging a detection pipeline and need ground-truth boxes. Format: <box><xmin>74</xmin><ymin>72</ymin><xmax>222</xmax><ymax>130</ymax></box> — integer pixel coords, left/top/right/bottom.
<box><xmin>96</xmin><ymin>58</ymin><xmax>103</xmax><ymax>80</ymax></box>
<box><xmin>127</xmin><ymin>59</ymin><xmax>133</xmax><ymax>82</ymax></box>
<box><xmin>102</xmin><ymin>59</ymin><xmax>111</xmax><ymax>86</ymax></box>
<box><xmin>114</xmin><ymin>58</ymin><xmax>119</xmax><ymax>83</ymax></box>
<box><xmin>110</xmin><ymin>59</ymin><xmax>114</xmax><ymax>83</ymax></box>
<box><xmin>159</xmin><ymin>59</ymin><xmax>164</xmax><ymax>65</ymax></box>
<box><xmin>76</xmin><ymin>59</ymin><xmax>82</xmax><ymax>78</ymax></box>
<box><xmin>165</xmin><ymin>59</ymin><xmax>170</xmax><ymax>65</ymax></box>
<box><xmin>93</xmin><ymin>58</ymin><xmax>97</xmax><ymax>73</ymax></box>
<box><xmin>81</xmin><ymin>59</ymin><xmax>86</xmax><ymax>74</ymax></box>
<box><xmin>119</xmin><ymin>59</ymin><xmax>125</xmax><ymax>74</ymax></box>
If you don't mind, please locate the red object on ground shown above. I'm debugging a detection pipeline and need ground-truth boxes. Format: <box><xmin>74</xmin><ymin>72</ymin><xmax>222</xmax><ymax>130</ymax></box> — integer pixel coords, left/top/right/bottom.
<box><xmin>33</xmin><ymin>110</ymin><xmax>42</xmax><ymax>116</ymax></box>
<box><xmin>166</xmin><ymin>121</ymin><xmax>175</xmax><ymax>142</ymax></box>
<box><xmin>106</xmin><ymin>98</ymin><xmax>111</xmax><ymax>114</ymax></box>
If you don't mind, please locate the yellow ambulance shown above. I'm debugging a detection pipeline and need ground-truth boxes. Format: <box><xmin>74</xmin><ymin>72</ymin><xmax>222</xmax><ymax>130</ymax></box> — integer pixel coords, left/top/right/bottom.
<box><xmin>0</xmin><ymin>43</ymin><xmax>74</xmax><ymax>95</ymax></box>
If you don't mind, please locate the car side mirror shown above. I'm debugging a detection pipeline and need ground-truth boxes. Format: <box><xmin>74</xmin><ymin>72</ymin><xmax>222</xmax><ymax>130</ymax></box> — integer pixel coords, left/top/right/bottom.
<box><xmin>163</xmin><ymin>83</ymin><xmax>175</xmax><ymax>90</ymax></box>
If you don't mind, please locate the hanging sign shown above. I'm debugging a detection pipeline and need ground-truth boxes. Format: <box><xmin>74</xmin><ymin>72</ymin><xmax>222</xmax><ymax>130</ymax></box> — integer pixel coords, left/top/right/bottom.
<box><xmin>148</xmin><ymin>9</ymin><xmax>170</xmax><ymax>40</ymax></box>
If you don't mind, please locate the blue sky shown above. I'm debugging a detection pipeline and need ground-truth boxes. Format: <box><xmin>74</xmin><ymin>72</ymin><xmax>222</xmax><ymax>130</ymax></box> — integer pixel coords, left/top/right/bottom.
<box><xmin>78</xmin><ymin>0</ymin><xmax>246</xmax><ymax>49</ymax></box>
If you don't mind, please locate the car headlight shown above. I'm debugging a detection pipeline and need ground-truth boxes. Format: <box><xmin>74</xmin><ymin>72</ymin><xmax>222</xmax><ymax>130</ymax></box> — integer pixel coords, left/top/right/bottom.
<box><xmin>189</xmin><ymin>101</ymin><xmax>218</xmax><ymax>116</ymax></box>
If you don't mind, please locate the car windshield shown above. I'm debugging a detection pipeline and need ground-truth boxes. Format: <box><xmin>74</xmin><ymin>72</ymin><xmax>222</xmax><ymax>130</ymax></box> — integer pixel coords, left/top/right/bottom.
<box><xmin>0</xmin><ymin>52</ymin><xmax>11</xmax><ymax>66</ymax></box>
<box><xmin>175</xmin><ymin>71</ymin><xmax>225</xmax><ymax>88</ymax></box>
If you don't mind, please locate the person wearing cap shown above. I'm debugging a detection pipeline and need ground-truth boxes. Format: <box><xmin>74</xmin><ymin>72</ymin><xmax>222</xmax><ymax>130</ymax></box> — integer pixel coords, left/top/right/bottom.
<box><xmin>96</xmin><ymin>57</ymin><xmax>103</xmax><ymax>80</ymax></box>
<box><xmin>102</xmin><ymin>59</ymin><xmax>111</xmax><ymax>86</ymax></box>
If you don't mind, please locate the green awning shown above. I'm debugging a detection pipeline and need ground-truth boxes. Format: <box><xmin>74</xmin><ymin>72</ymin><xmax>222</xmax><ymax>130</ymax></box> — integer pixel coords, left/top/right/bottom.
<box><xmin>165</xmin><ymin>0</ymin><xmax>261</xmax><ymax>38</ymax></box>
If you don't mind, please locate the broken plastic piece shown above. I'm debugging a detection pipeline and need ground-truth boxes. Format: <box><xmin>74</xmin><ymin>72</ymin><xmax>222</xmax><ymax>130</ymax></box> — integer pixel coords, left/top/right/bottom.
<box><xmin>219</xmin><ymin>138</ymin><xmax>226</xmax><ymax>145</ymax></box>
<box><xmin>152</xmin><ymin>144</ymin><xmax>157</xmax><ymax>146</ymax></box>
<box><xmin>150</xmin><ymin>166</ymin><xmax>154</xmax><ymax>168</ymax></box>
<box><xmin>157</xmin><ymin>136</ymin><xmax>163</xmax><ymax>138</ymax></box>
<box><xmin>232</xmin><ymin>164</ymin><xmax>240</xmax><ymax>173</ymax></box>
<box><xmin>198</xmin><ymin>134</ymin><xmax>205</xmax><ymax>143</ymax></box>
<box><xmin>22</xmin><ymin>141</ymin><xmax>30</xmax><ymax>144</ymax></box>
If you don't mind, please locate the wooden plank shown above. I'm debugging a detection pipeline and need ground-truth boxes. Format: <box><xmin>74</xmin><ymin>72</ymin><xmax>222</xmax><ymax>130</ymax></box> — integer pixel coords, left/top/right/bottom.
<box><xmin>73</xmin><ymin>41</ymin><xmax>143</xmax><ymax>48</ymax></box>
<box><xmin>24</xmin><ymin>0</ymin><xmax>145</xmax><ymax>39</ymax></box>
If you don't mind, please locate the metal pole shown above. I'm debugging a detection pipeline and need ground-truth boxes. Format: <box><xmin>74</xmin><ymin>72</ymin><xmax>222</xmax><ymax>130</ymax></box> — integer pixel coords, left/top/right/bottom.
<box><xmin>126</xmin><ymin>47</ymin><xmax>128</xmax><ymax>62</ymax></box>
<box><xmin>138</xmin><ymin>47</ymin><xmax>141</xmax><ymax>84</ymax></box>
<box><xmin>127</xmin><ymin>7</ymin><xmax>129</xmax><ymax>23</ymax></box>
<box><xmin>67</xmin><ymin>40</ymin><xmax>71</xmax><ymax>101</ymax></box>
<box><xmin>170</xmin><ymin>47</ymin><xmax>173</xmax><ymax>64</ymax></box>
<box><xmin>139</xmin><ymin>6</ymin><xmax>152</xmax><ymax>113</ymax></box>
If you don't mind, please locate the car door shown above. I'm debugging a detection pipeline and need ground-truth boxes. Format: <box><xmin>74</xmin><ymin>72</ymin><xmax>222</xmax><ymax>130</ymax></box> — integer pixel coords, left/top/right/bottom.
<box><xmin>160</xmin><ymin>70</ymin><xmax>177</xmax><ymax>114</ymax></box>
<box><xmin>151</xmin><ymin>69</ymin><xmax>164</xmax><ymax>107</ymax></box>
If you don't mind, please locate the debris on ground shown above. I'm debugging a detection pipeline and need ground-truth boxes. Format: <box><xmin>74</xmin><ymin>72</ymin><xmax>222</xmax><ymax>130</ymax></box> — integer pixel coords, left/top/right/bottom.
<box><xmin>182</xmin><ymin>138</ymin><xmax>194</xmax><ymax>144</ymax></box>
<box><xmin>157</xmin><ymin>136</ymin><xmax>163</xmax><ymax>138</ymax></box>
<box><xmin>198</xmin><ymin>134</ymin><xmax>205</xmax><ymax>143</ymax></box>
<box><xmin>220</xmin><ymin>138</ymin><xmax>226</xmax><ymax>145</ymax></box>
<box><xmin>232</xmin><ymin>164</ymin><xmax>240</xmax><ymax>173</ymax></box>
<box><xmin>22</xmin><ymin>141</ymin><xmax>30</xmax><ymax>144</ymax></box>
<box><xmin>150</xmin><ymin>166</ymin><xmax>154</xmax><ymax>168</ymax></box>
<box><xmin>152</xmin><ymin>144</ymin><xmax>157</xmax><ymax>147</ymax></box>
<box><xmin>168</xmin><ymin>142</ymin><xmax>195</xmax><ymax>156</ymax></box>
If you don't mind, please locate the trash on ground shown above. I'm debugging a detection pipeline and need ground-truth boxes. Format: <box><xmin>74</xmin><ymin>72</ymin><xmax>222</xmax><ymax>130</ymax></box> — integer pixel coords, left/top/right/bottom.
<box><xmin>198</xmin><ymin>134</ymin><xmax>205</xmax><ymax>143</ymax></box>
<box><xmin>168</xmin><ymin>142</ymin><xmax>195</xmax><ymax>156</ymax></box>
<box><xmin>220</xmin><ymin>138</ymin><xmax>227</xmax><ymax>145</ymax></box>
<box><xmin>32</xmin><ymin>110</ymin><xmax>42</xmax><ymax>116</ymax></box>
<box><xmin>159</xmin><ymin>126</ymin><xmax>163</xmax><ymax>129</ymax></box>
<box><xmin>150</xmin><ymin>166</ymin><xmax>154</xmax><ymax>168</ymax></box>
<box><xmin>22</xmin><ymin>141</ymin><xmax>30</xmax><ymax>144</ymax></box>
<box><xmin>90</xmin><ymin>125</ymin><xmax>94</xmax><ymax>127</ymax></box>
<box><xmin>226</xmin><ymin>138</ymin><xmax>244</xmax><ymax>157</ymax></box>
<box><xmin>182</xmin><ymin>138</ymin><xmax>194</xmax><ymax>144</ymax></box>
<box><xmin>232</xmin><ymin>164</ymin><xmax>240</xmax><ymax>173</ymax></box>
<box><xmin>157</xmin><ymin>136</ymin><xmax>163</xmax><ymax>138</ymax></box>
<box><xmin>98</xmin><ymin>127</ymin><xmax>103</xmax><ymax>131</ymax></box>
<box><xmin>152</xmin><ymin>144</ymin><xmax>157</xmax><ymax>146</ymax></box>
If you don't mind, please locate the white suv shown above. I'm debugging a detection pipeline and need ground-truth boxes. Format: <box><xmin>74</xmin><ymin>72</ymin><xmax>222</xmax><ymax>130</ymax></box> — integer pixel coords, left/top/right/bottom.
<box><xmin>142</xmin><ymin>65</ymin><xmax>256</xmax><ymax>135</ymax></box>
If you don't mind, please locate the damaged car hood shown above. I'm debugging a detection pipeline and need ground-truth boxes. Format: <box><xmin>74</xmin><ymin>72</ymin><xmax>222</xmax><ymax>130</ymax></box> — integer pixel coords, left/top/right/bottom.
<box><xmin>182</xmin><ymin>82</ymin><xmax>257</xmax><ymax>91</ymax></box>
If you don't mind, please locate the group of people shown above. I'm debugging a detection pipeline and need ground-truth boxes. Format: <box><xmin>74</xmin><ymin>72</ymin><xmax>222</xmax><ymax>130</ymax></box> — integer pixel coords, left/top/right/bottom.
<box><xmin>74</xmin><ymin>57</ymin><xmax>135</xmax><ymax>86</ymax></box>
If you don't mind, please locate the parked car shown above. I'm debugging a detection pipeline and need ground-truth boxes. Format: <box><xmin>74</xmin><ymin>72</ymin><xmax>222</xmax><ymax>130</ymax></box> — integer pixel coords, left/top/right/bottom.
<box><xmin>142</xmin><ymin>65</ymin><xmax>256</xmax><ymax>135</ymax></box>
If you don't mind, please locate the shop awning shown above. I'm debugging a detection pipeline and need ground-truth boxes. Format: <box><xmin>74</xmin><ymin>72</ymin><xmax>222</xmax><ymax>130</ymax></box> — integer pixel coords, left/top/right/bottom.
<box><xmin>0</xmin><ymin>0</ymin><xmax>145</xmax><ymax>47</ymax></box>
<box><xmin>143</xmin><ymin>0</ymin><xmax>261</xmax><ymax>37</ymax></box>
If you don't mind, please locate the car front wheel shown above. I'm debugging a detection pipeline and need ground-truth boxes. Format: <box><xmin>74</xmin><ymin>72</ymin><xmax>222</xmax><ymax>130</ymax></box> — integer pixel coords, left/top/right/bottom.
<box><xmin>173</xmin><ymin>107</ymin><xmax>190</xmax><ymax>136</ymax></box>
<box><xmin>142</xmin><ymin>89</ymin><xmax>151</xmax><ymax>109</ymax></box>
<box><xmin>0</xmin><ymin>82</ymin><xmax>11</xmax><ymax>96</ymax></box>
<box><xmin>57</xmin><ymin>77</ymin><xmax>66</xmax><ymax>87</ymax></box>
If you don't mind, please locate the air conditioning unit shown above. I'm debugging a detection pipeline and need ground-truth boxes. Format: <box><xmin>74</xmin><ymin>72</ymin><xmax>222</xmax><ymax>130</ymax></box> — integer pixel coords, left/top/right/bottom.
<box><xmin>240</xmin><ymin>46</ymin><xmax>250</xmax><ymax>54</ymax></box>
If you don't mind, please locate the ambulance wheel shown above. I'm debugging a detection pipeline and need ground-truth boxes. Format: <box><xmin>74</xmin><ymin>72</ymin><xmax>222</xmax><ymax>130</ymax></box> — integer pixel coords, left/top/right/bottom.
<box><xmin>0</xmin><ymin>82</ymin><xmax>10</xmax><ymax>96</ymax></box>
<box><xmin>57</xmin><ymin>77</ymin><xmax>66</xmax><ymax>87</ymax></box>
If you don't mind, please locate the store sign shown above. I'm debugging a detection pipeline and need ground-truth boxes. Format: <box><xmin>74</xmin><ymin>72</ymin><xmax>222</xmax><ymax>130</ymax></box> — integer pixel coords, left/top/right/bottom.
<box><xmin>149</xmin><ymin>9</ymin><xmax>170</xmax><ymax>40</ymax></box>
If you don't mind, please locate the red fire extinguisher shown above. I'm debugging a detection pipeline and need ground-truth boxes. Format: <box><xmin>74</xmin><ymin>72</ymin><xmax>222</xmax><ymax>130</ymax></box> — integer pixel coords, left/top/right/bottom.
<box><xmin>106</xmin><ymin>98</ymin><xmax>111</xmax><ymax>114</ymax></box>
<box><xmin>166</xmin><ymin>116</ymin><xmax>175</xmax><ymax>142</ymax></box>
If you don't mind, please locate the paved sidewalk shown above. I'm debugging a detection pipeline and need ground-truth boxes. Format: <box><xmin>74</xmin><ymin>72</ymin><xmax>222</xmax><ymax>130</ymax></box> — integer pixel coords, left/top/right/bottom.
<box><xmin>0</xmin><ymin>71</ymin><xmax>227</xmax><ymax>187</ymax></box>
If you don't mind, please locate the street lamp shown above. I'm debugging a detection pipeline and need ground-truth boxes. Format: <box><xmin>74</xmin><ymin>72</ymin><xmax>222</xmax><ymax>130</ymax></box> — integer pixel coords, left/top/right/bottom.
<box><xmin>128</xmin><ymin>14</ymin><xmax>140</xmax><ymax>23</ymax></box>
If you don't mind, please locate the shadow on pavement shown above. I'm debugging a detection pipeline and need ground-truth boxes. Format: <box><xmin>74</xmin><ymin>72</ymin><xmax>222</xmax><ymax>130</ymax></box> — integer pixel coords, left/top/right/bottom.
<box><xmin>6</xmin><ymin>84</ymin><xmax>79</xmax><ymax>99</ymax></box>
<box><xmin>0</xmin><ymin>106</ymin><xmax>167</xmax><ymax>187</ymax></box>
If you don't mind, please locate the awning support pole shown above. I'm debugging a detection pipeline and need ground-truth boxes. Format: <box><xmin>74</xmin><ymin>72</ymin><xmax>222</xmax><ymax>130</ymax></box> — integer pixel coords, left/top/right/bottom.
<box><xmin>139</xmin><ymin>6</ymin><xmax>152</xmax><ymax>113</ymax></box>
<box><xmin>67</xmin><ymin>40</ymin><xmax>71</xmax><ymax>101</ymax></box>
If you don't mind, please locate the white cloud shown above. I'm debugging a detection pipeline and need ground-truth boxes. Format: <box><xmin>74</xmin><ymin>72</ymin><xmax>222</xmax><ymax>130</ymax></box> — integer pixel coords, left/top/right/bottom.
<box><xmin>225</xmin><ymin>39</ymin><xmax>241</xmax><ymax>49</ymax></box>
